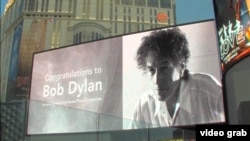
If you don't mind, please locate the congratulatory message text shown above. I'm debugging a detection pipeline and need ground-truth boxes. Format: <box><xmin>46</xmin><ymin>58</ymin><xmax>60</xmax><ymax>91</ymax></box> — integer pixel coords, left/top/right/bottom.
<box><xmin>42</xmin><ymin>67</ymin><xmax>103</xmax><ymax>98</ymax></box>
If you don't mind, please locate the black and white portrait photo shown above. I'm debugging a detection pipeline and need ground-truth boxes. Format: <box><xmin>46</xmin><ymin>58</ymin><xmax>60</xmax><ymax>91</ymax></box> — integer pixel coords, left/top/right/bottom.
<box><xmin>122</xmin><ymin>20</ymin><xmax>225</xmax><ymax>129</ymax></box>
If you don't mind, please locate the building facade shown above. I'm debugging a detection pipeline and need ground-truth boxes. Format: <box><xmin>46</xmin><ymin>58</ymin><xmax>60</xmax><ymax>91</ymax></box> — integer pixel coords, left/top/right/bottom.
<box><xmin>1</xmin><ymin>0</ymin><xmax>176</xmax><ymax>102</ymax></box>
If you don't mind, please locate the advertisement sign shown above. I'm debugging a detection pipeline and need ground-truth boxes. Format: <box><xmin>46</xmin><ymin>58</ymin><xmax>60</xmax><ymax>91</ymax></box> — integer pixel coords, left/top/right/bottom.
<box><xmin>27</xmin><ymin>20</ymin><xmax>224</xmax><ymax>134</ymax></box>
<box><xmin>7</xmin><ymin>22</ymin><xmax>23</xmax><ymax>100</ymax></box>
<box><xmin>16</xmin><ymin>19</ymin><xmax>47</xmax><ymax>96</ymax></box>
<box><xmin>213</xmin><ymin>0</ymin><xmax>250</xmax><ymax>73</ymax></box>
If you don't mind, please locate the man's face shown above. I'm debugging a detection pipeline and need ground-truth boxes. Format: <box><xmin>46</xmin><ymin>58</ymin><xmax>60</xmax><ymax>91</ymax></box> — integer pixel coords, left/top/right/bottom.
<box><xmin>146</xmin><ymin>53</ymin><xmax>181</xmax><ymax>101</ymax></box>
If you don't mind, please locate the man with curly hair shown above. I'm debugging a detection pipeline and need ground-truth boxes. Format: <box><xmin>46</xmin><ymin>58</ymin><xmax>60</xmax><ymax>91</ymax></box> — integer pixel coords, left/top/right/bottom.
<box><xmin>130</xmin><ymin>28</ymin><xmax>225</xmax><ymax>128</ymax></box>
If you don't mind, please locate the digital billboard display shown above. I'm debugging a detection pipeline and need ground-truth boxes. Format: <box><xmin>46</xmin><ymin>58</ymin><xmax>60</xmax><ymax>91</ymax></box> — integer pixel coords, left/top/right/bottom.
<box><xmin>213</xmin><ymin>0</ymin><xmax>250</xmax><ymax>73</ymax></box>
<box><xmin>27</xmin><ymin>20</ymin><xmax>225</xmax><ymax>135</ymax></box>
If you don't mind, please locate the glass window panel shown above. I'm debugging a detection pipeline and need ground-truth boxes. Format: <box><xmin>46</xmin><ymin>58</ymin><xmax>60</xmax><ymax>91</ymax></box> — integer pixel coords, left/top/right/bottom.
<box><xmin>121</xmin><ymin>0</ymin><xmax>133</xmax><ymax>5</ymax></box>
<box><xmin>160</xmin><ymin>0</ymin><xmax>171</xmax><ymax>8</ymax></box>
<box><xmin>148</xmin><ymin>0</ymin><xmax>158</xmax><ymax>7</ymax></box>
<box><xmin>135</xmin><ymin>0</ymin><xmax>145</xmax><ymax>6</ymax></box>
<box><xmin>115</xmin><ymin>0</ymin><xmax>120</xmax><ymax>4</ymax></box>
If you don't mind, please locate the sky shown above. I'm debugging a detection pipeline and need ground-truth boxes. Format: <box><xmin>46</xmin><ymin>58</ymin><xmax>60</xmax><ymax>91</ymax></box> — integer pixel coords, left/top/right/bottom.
<box><xmin>0</xmin><ymin>0</ymin><xmax>215</xmax><ymax>22</ymax></box>
<box><xmin>0</xmin><ymin>0</ymin><xmax>8</xmax><ymax>16</ymax></box>
<box><xmin>175</xmin><ymin>0</ymin><xmax>215</xmax><ymax>24</ymax></box>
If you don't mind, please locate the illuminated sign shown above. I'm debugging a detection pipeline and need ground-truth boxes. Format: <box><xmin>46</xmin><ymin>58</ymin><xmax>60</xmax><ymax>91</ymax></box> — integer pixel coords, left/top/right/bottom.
<box><xmin>27</xmin><ymin>20</ymin><xmax>224</xmax><ymax>135</ymax></box>
<box><xmin>157</xmin><ymin>12</ymin><xmax>168</xmax><ymax>23</ymax></box>
<box><xmin>213</xmin><ymin>0</ymin><xmax>250</xmax><ymax>73</ymax></box>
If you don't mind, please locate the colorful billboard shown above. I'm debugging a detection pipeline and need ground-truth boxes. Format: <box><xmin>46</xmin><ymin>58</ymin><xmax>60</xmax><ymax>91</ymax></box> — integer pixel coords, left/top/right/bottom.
<box><xmin>213</xmin><ymin>0</ymin><xmax>250</xmax><ymax>73</ymax></box>
<box><xmin>27</xmin><ymin>20</ymin><xmax>225</xmax><ymax>135</ymax></box>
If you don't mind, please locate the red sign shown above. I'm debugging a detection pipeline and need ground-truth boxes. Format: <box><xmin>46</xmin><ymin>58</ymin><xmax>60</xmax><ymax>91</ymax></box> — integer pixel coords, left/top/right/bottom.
<box><xmin>157</xmin><ymin>12</ymin><xmax>168</xmax><ymax>23</ymax></box>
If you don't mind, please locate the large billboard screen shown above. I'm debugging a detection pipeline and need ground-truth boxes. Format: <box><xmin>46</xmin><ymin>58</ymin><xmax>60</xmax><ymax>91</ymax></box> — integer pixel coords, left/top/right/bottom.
<box><xmin>213</xmin><ymin>0</ymin><xmax>250</xmax><ymax>73</ymax></box>
<box><xmin>27</xmin><ymin>20</ymin><xmax>225</xmax><ymax>135</ymax></box>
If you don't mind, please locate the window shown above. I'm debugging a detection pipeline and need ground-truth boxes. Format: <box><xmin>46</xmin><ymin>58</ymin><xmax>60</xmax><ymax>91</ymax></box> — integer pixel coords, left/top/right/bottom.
<box><xmin>129</xmin><ymin>24</ymin><xmax>131</xmax><ymax>32</ymax></box>
<box><xmin>135</xmin><ymin>0</ymin><xmax>145</xmax><ymax>6</ymax></box>
<box><xmin>115</xmin><ymin>23</ymin><xmax>117</xmax><ymax>33</ymax></box>
<box><xmin>35</xmin><ymin>0</ymin><xmax>38</xmax><ymax>11</ymax></box>
<box><xmin>148</xmin><ymin>0</ymin><xmax>158</xmax><ymax>7</ymax></box>
<box><xmin>68</xmin><ymin>0</ymin><xmax>72</xmax><ymax>13</ymax></box>
<box><xmin>124</xmin><ymin>23</ymin><xmax>126</xmax><ymax>33</ymax></box>
<box><xmin>55</xmin><ymin>0</ymin><xmax>58</xmax><ymax>12</ymax></box>
<box><xmin>73</xmin><ymin>35</ymin><xmax>76</xmax><ymax>44</ymax></box>
<box><xmin>91</xmin><ymin>32</ymin><xmax>95</xmax><ymax>40</ymax></box>
<box><xmin>41</xmin><ymin>0</ymin><xmax>45</xmax><ymax>11</ymax></box>
<box><xmin>115</xmin><ymin>0</ymin><xmax>120</xmax><ymax>4</ymax></box>
<box><xmin>45</xmin><ymin>0</ymin><xmax>49</xmax><ymax>11</ymax></box>
<box><xmin>76</xmin><ymin>33</ymin><xmax>79</xmax><ymax>43</ymax></box>
<box><xmin>99</xmin><ymin>34</ymin><xmax>102</xmax><ymax>39</ymax></box>
<box><xmin>27</xmin><ymin>0</ymin><xmax>37</xmax><ymax>11</ymax></box>
<box><xmin>96</xmin><ymin>33</ymin><xmax>99</xmax><ymax>39</ymax></box>
<box><xmin>160</xmin><ymin>0</ymin><xmax>171</xmax><ymax>8</ymax></box>
<box><xmin>82</xmin><ymin>31</ymin><xmax>86</xmax><ymax>40</ymax></box>
<box><xmin>59</xmin><ymin>0</ymin><xmax>63</xmax><ymax>12</ymax></box>
<box><xmin>121</xmin><ymin>0</ymin><xmax>132</xmax><ymax>5</ymax></box>
<box><xmin>79</xmin><ymin>32</ymin><xmax>82</xmax><ymax>43</ymax></box>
